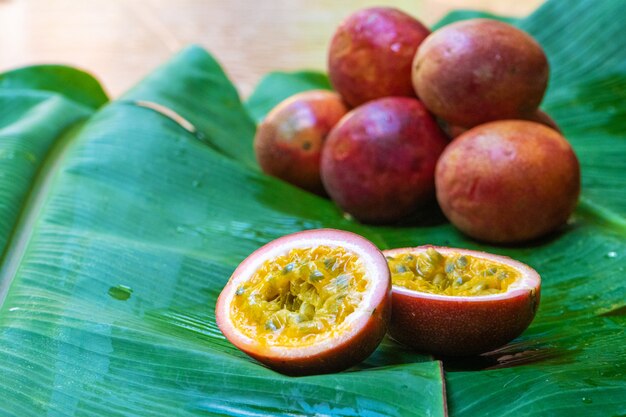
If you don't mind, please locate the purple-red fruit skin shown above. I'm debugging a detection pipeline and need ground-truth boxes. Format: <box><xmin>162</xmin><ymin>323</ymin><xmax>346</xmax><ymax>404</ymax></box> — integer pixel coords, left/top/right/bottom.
<box><xmin>328</xmin><ymin>7</ymin><xmax>430</xmax><ymax>108</ymax></box>
<box><xmin>435</xmin><ymin>120</ymin><xmax>580</xmax><ymax>243</ymax></box>
<box><xmin>254</xmin><ymin>90</ymin><xmax>348</xmax><ymax>195</ymax></box>
<box><xmin>413</xmin><ymin>19</ymin><xmax>549</xmax><ymax>128</ymax></box>
<box><xmin>321</xmin><ymin>97</ymin><xmax>449</xmax><ymax>224</ymax></box>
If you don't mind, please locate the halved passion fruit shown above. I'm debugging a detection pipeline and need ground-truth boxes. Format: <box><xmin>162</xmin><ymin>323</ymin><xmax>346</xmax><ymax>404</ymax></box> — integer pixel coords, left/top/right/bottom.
<box><xmin>216</xmin><ymin>229</ymin><xmax>391</xmax><ymax>375</ymax></box>
<box><xmin>384</xmin><ymin>246</ymin><xmax>540</xmax><ymax>356</ymax></box>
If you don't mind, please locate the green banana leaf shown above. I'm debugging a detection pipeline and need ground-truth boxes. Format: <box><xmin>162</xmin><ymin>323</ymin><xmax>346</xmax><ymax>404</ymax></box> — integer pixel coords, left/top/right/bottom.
<box><xmin>246</xmin><ymin>71</ymin><xmax>333</xmax><ymax>123</ymax></box>
<box><xmin>0</xmin><ymin>65</ymin><xmax>109</xmax><ymax>110</ymax></box>
<box><xmin>0</xmin><ymin>0</ymin><xmax>625</xmax><ymax>416</ymax></box>
<box><xmin>0</xmin><ymin>49</ymin><xmax>444</xmax><ymax>416</ymax></box>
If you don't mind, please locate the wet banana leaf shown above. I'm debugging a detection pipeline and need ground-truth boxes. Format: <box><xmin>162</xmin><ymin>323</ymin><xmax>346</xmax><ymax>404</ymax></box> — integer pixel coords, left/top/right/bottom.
<box><xmin>0</xmin><ymin>48</ymin><xmax>444</xmax><ymax>416</ymax></box>
<box><xmin>1</xmin><ymin>0</ymin><xmax>625</xmax><ymax>416</ymax></box>
<box><xmin>246</xmin><ymin>0</ymin><xmax>626</xmax><ymax>415</ymax></box>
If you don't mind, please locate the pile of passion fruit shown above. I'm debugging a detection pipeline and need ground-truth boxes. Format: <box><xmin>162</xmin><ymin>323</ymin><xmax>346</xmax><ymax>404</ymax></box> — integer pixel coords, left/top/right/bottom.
<box><xmin>217</xmin><ymin>7</ymin><xmax>578</xmax><ymax>375</ymax></box>
<box><xmin>254</xmin><ymin>7</ymin><xmax>581</xmax><ymax>243</ymax></box>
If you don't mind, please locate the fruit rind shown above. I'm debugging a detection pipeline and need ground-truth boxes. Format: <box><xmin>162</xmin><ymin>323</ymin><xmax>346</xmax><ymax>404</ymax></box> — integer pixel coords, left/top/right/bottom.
<box><xmin>216</xmin><ymin>229</ymin><xmax>391</xmax><ymax>375</ymax></box>
<box><xmin>328</xmin><ymin>7</ymin><xmax>430</xmax><ymax>107</ymax></box>
<box><xmin>435</xmin><ymin>120</ymin><xmax>580</xmax><ymax>243</ymax></box>
<box><xmin>254</xmin><ymin>90</ymin><xmax>348</xmax><ymax>195</ymax></box>
<box><xmin>320</xmin><ymin>97</ymin><xmax>449</xmax><ymax>224</ymax></box>
<box><xmin>412</xmin><ymin>19</ymin><xmax>549</xmax><ymax>127</ymax></box>
<box><xmin>385</xmin><ymin>246</ymin><xmax>541</xmax><ymax>356</ymax></box>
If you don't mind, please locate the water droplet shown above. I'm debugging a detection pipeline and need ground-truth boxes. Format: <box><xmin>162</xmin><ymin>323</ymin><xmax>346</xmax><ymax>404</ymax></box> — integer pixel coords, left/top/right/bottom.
<box><xmin>581</xmin><ymin>397</ymin><xmax>592</xmax><ymax>404</ymax></box>
<box><xmin>606</xmin><ymin>251</ymin><xmax>617</xmax><ymax>258</ymax></box>
<box><xmin>176</xmin><ymin>226</ymin><xmax>186</xmax><ymax>233</ymax></box>
<box><xmin>390</xmin><ymin>42</ymin><xmax>402</xmax><ymax>52</ymax></box>
<box><xmin>108</xmin><ymin>285</ymin><xmax>133</xmax><ymax>301</ymax></box>
<box><xmin>8</xmin><ymin>307</ymin><xmax>19</xmax><ymax>312</ymax></box>
<box><xmin>191</xmin><ymin>180</ymin><xmax>201</xmax><ymax>188</ymax></box>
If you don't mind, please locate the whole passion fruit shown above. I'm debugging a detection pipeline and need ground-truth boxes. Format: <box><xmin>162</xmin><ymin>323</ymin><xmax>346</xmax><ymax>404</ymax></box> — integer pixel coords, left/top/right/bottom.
<box><xmin>254</xmin><ymin>90</ymin><xmax>349</xmax><ymax>195</ymax></box>
<box><xmin>385</xmin><ymin>246</ymin><xmax>541</xmax><ymax>356</ymax></box>
<box><xmin>215</xmin><ymin>229</ymin><xmax>391</xmax><ymax>376</ymax></box>
<box><xmin>435</xmin><ymin>120</ymin><xmax>580</xmax><ymax>243</ymax></box>
<box><xmin>328</xmin><ymin>7</ymin><xmax>430</xmax><ymax>107</ymax></box>
<box><xmin>321</xmin><ymin>97</ymin><xmax>449</xmax><ymax>224</ymax></box>
<box><xmin>413</xmin><ymin>19</ymin><xmax>549</xmax><ymax>128</ymax></box>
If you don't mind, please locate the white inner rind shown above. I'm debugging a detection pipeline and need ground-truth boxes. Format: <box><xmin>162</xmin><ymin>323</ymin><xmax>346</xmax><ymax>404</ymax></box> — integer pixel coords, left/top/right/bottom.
<box><xmin>386</xmin><ymin>246</ymin><xmax>540</xmax><ymax>301</ymax></box>
<box><xmin>218</xmin><ymin>230</ymin><xmax>388</xmax><ymax>358</ymax></box>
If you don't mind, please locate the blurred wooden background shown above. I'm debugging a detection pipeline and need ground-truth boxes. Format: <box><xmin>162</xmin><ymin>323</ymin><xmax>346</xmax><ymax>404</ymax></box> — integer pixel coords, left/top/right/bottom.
<box><xmin>0</xmin><ymin>0</ymin><xmax>543</xmax><ymax>98</ymax></box>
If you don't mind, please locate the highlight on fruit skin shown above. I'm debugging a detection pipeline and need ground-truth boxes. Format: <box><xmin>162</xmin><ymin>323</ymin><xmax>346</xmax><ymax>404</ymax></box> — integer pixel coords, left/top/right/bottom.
<box><xmin>412</xmin><ymin>19</ymin><xmax>549</xmax><ymax>128</ymax></box>
<box><xmin>384</xmin><ymin>246</ymin><xmax>541</xmax><ymax>356</ymax></box>
<box><xmin>215</xmin><ymin>229</ymin><xmax>391</xmax><ymax>376</ymax></box>
<box><xmin>321</xmin><ymin>97</ymin><xmax>449</xmax><ymax>224</ymax></box>
<box><xmin>253</xmin><ymin>90</ymin><xmax>348</xmax><ymax>195</ymax></box>
<box><xmin>435</xmin><ymin>120</ymin><xmax>580</xmax><ymax>243</ymax></box>
<box><xmin>328</xmin><ymin>7</ymin><xmax>430</xmax><ymax>107</ymax></box>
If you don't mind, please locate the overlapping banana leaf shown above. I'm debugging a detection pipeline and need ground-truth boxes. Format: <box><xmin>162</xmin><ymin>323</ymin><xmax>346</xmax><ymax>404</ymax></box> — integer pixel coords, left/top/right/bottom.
<box><xmin>0</xmin><ymin>0</ymin><xmax>625</xmax><ymax>415</ymax></box>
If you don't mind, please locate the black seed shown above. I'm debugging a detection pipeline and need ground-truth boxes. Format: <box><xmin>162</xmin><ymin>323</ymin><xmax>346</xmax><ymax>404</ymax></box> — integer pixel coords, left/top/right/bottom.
<box><xmin>324</xmin><ymin>258</ymin><xmax>336</xmax><ymax>270</ymax></box>
<box><xmin>336</xmin><ymin>274</ymin><xmax>350</xmax><ymax>290</ymax></box>
<box><xmin>309</xmin><ymin>270</ymin><xmax>324</xmax><ymax>282</ymax></box>
<box><xmin>265</xmin><ymin>321</ymin><xmax>278</xmax><ymax>331</ymax></box>
<box><xmin>283</xmin><ymin>263</ymin><xmax>295</xmax><ymax>274</ymax></box>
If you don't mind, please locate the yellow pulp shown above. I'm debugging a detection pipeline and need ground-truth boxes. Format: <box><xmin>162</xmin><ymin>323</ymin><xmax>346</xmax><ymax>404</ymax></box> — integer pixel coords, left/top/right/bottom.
<box><xmin>230</xmin><ymin>246</ymin><xmax>368</xmax><ymax>347</ymax></box>
<box><xmin>388</xmin><ymin>248</ymin><xmax>520</xmax><ymax>296</ymax></box>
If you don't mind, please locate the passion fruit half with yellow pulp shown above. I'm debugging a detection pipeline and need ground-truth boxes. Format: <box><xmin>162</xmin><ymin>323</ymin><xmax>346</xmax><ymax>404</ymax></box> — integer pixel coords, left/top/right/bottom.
<box><xmin>216</xmin><ymin>229</ymin><xmax>391</xmax><ymax>375</ymax></box>
<box><xmin>384</xmin><ymin>246</ymin><xmax>540</xmax><ymax>356</ymax></box>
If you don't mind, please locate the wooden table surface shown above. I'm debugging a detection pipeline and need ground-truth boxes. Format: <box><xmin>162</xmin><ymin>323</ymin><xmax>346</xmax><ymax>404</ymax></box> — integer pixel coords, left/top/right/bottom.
<box><xmin>0</xmin><ymin>0</ymin><xmax>543</xmax><ymax>98</ymax></box>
